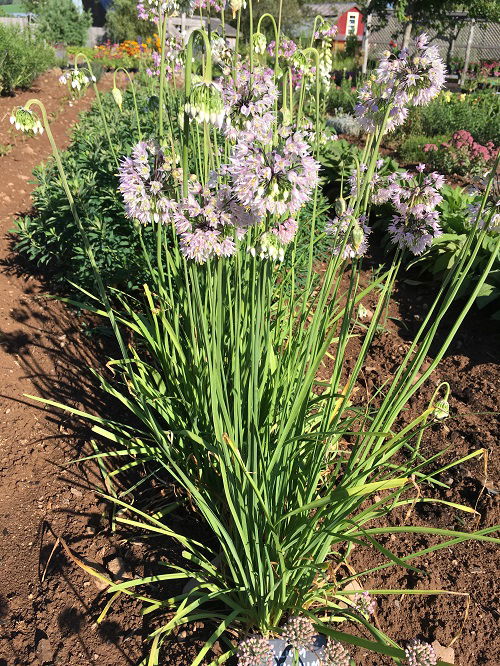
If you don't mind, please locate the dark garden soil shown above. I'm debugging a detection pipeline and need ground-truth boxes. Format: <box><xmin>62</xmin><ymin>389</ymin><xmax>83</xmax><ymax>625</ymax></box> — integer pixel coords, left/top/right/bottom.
<box><xmin>0</xmin><ymin>72</ymin><xmax>498</xmax><ymax>665</ymax></box>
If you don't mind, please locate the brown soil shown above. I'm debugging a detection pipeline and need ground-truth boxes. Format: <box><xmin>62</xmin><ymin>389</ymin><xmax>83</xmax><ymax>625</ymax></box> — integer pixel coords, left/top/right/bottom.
<box><xmin>0</xmin><ymin>70</ymin><xmax>143</xmax><ymax>665</ymax></box>
<box><xmin>0</xmin><ymin>72</ymin><xmax>498</xmax><ymax>666</ymax></box>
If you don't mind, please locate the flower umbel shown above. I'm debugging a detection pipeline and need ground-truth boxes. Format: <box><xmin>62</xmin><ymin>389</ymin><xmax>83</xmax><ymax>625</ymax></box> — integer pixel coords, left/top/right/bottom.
<box><xmin>404</xmin><ymin>639</ymin><xmax>437</xmax><ymax>666</ymax></box>
<box><xmin>322</xmin><ymin>638</ymin><xmax>351</xmax><ymax>666</ymax></box>
<box><xmin>355</xmin><ymin>34</ymin><xmax>446</xmax><ymax>134</ymax></box>
<box><xmin>229</xmin><ymin>130</ymin><xmax>319</xmax><ymax>216</ymax></box>
<box><xmin>281</xmin><ymin>615</ymin><xmax>316</xmax><ymax>651</ymax></box>
<box><xmin>185</xmin><ymin>80</ymin><xmax>226</xmax><ymax>128</ymax></box>
<box><xmin>118</xmin><ymin>140</ymin><xmax>181</xmax><ymax>225</ymax></box>
<box><xmin>236</xmin><ymin>635</ymin><xmax>274</xmax><ymax>666</ymax></box>
<box><xmin>352</xmin><ymin>590</ymin><xmax>376</xmax><ymax>619</ymax></box>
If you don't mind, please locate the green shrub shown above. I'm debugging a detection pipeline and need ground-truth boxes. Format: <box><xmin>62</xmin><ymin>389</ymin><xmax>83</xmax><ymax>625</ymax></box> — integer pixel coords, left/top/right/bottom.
<box><xmin>408</xmin><ymin>184</ymin><xmax>500</xmax><ymax>316</ymax></box>
<box><xmin>398</xmin><ymin>133</ymin><xmax>449</xmax><ymax>163</ymax></box>
<box><xmin>0</xmin><ymin>24</ymin><xmax>55</xmax><ymax>95</ymax></box>
<box><xmin>14</xmin><ymin>84</ymin><xmax>157</xmax><ymax>291</ymax></box>
<box><xmin>105</xmin><ymin>0</ymin><xmax>155</xmax><ymax>42</ymax></box>
<box><xmin>406</xmin><ymin>91</ymin><xmax>500</xmax><ymax>145</ymax></box>
<box><xmin>325</xmin><ymin>76</ymin><xmax>357</xmax><ymax>113</ymax></box>
<box><xmin>36</xmin><ymin>0</ymin><xmax>92</xmax><ymax>47</ymax></box>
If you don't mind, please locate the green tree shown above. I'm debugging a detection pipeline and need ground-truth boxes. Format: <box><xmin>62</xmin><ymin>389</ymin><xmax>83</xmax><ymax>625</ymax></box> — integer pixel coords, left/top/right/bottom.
<box><xmin>105</xmin><ymin>0</ymin><xmax>155</xmax><ymax>43</ymax></box>
<box><xmin>228</xmin><ymin>0</ymin><xmax>307</xmax><ymax>38</ymax></box>
<box><xmin>35</xmin><ymin>0</ymin><xmax>92</xmax><ymax>46</ymax></box>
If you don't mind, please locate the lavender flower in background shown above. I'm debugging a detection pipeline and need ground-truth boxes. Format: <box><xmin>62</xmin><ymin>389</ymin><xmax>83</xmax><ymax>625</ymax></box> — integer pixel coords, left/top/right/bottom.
<box><xmin>352</xmin><ymin>590</ymin><xmax>376</xmax><ymax>619</ymax></box>
<box><xmin>229</xmin><ymin>131</ymin><xmax>320</xmax><ymax>216</ymax></box>
<box><xmin>146</xmin><ymin>36</ymin><xmax>183</xmax><ymax>80</ymax></box>
<box><xmin>326</xmin><ymin>208</ymin><xmax>371</xmax><ymax>259</ymax></box>
<box><xmin>118</xmin><ymin>141</ymin><xmax>181</xmax><ymax>225</ymax></box>
<box><xmin>355</xmin><ymin>34</ymin><xmax>446</xmax><ymax>134</ymax></box>
<box><xmin>404</xmin><ymin>639</ymin><xmax>437</xmax><ymax>666</ymax></box>
<box><xmin>237</xmin><ymin>635</ymin><xmax>274</xmax><ymax>666</ymax></box>
<box><xmin>281</xmin><ymin>615</ymin><xmax>316</xmax><ymax>651</ymax></box>
<box><xmin>467</xmin><ymin>199</ymin><xmax>500</xmax><ymax>233</ymax></box>
<box><xmin>137</xmin><ymin>0</ymin><xmax>177</xmax><ymax>22</ymax></box>
<box><xmin>322</xmin><ymin>638</ymin><xmax>351</xmax><ymax>666</ymax></box>
<box><xmin>267</xmin><ymin>38</ymin><xmax>298</xmax><ymax>60</ymax></box>
<box><xmin>193</xmin><ymin>0</ymin><xmax>226</xmax><ymax>11</ymax></box>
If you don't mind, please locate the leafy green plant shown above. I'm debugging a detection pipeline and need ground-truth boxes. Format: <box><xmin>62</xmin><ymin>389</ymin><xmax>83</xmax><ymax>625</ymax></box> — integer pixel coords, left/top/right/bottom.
<box><xmin>36</xmin><ymin>0</ymin><xmax>92</xmax><ymax>47</ymax></box>
<box><xmin>0</xmin><ymin>24</ymin><xmax>55</xmax><ymax>95</ymax></box>
<box><xmin>105</xmin><ymin>0</ymin><xmax>155</xmax><ymax>42</ymax></box>
<box><xmin>408</xmin><ymin>184</ymin><xmax>500</xmax><ymax>317</ymax></box>
<box><xmin>398</xmin><ymin>133</ymin><xmax>449</xmax><ymax>164</ymax></box>
<box><xmin>407</xmin><ymin>90</ymin><xmax>500</xmax><ymax>146</ymax></box>
<box><xmin>14</xmin><ymin>83</ymin><xmax>155</xmax><ymax>291</ymax></box>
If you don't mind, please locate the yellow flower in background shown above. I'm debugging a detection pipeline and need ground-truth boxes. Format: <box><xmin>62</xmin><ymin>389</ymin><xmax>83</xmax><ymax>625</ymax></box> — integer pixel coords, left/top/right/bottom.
<box><xmin>459</xmin><ymin>93</ymin><xmax>466</xmax><ymax>101</ymax></box>
<box><xmin>443</xmin><ymin>90</ymin><xmax>452</xmax><ymax>102</ymax></box>
<box><xmin>230</xmin><ymin>0</ymin><xmax>246</xmax><ymax>18</ymax></box>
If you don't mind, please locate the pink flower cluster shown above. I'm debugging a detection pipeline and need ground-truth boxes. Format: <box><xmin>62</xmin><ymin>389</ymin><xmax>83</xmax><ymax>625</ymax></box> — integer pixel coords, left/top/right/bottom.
<box><xmin>174</xmin><ymin>182</ymin><xmax>258</xmax><ymax>263</ymax></box>
<box><xmin>267</xmin><ymin>38</ymin><xmax>298</xmax><ymax>60</ymax></box>
<box><xmin>355</xmin><ymin>33</ymin><xmax>446</xmax><ymax>133</ymax></box>
<box><xmin>424</xmin><ymin>130</ymin><xmax>498</xmax><ymax>178</ymax></box>
<box><xmin>326</xmin><ymin>208</ymin><xmax>371</xmax><ymax>259</ymax></box>
<box><xmin>221</xmin><ymin>64</ymin><xmax>278</xmax><ymax>129</ymax></box>
<box><xmin>373</xmin><ymin>167</ymin><xmax>445</xmax><ymax>255</ymax></box>
<box><xmin>192</xmin><ymin>0</ymin><xmax>226</xmax><ymax>11</ymax></box>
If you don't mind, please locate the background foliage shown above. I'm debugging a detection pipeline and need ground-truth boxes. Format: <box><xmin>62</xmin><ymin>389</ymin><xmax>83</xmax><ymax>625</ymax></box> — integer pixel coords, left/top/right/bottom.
<box><xmin>0</xmin><ymin>23</ymin><xmax>55</xmax><ymax>95</ymax></box>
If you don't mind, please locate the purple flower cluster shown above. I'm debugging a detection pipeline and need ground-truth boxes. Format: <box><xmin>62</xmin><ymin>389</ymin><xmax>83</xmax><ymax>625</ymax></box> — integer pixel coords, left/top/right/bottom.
<box><xmin>281</xmin><ymin>616</ymin><xmax>316</xmax><ymax>650</ymax></box>
<box><xmin>404</xmin><ymin>639</ymin><xmax>437</xmax><ymax>666</ymax></box>
<box><xmin>267</xmin><ymin>38</ymin><xmax>298</xmax><ymax>60</ymax></box>
<box><xmin>221</xmin><ymin>64</ymin><xmax>278</xmax><ymax>136</ymax></box>
<box><xmin>314</xmin><ymin>21</ymin><xmax>338</xmax><ymax>41</ymax></box>
<box><xmin>322</xmin><ymin>638</ymin><xmax>351</xmax><ymax>666</ymax></box>
<box><xmin>467</xmin><ymin>198</ymin><xmax>500</xmax><ymax>232</ymax></box>
<box><xmin>175</xmin><ymin>183</ymin><xmax>258</xmax><ymax>263</ymax></box>
<box><xmin>352</xmin><ymin>591</ymin><xmax>376</xmax><ymax>618</ymax></box>
<box><xmin>146</xmin><ymin>36</ymin><xmax>183</xmax><ymax>80</ymax></box>
<box><xmin>229</xmin><ymin>131</ymin><xmax>320</xmax><ymax>216</ymax></box>
<box><xmin>118</xmin><ymin>141</ymin><xmax>181</xmax><ymax>225</ymax></box>
<box><xmin>373</xmin><ymin>168</ymin><xmax>445</xmax><ymax>254</ymax></box>
<box><xmin>193</xmin><ymin>0</ymin><xmax>226</xmax><ymax>11</ymax></box>
<box><xmin>137</xmin><ymin>0</ymin><xmax>177</xmax><ymax>23</ymax></box>
<box><xmin>326</xmin><ymin>208</ymin><xmax>370</xmax><ymax>259</ymax></box>
<box><xmin>355</xmin><ymin>34</ymin><xmax>446</xmax><ymax>133</ymax></box>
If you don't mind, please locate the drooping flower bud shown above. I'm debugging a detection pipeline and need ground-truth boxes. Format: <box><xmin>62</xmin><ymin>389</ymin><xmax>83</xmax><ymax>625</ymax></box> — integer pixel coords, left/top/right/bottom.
<box><xmin>10</xmin><ymin>107</ymin><xmax>44</xmax><ymax>135</ymax></box>
<box><xmin>112</xmin><ymin>87</ymin><xmax>123</xmax><ymax>111</ymax></box>
<box><xmin>252</xmin><ymin>32</ymin><xmax>267</xmax><ymax>55</ymax></box>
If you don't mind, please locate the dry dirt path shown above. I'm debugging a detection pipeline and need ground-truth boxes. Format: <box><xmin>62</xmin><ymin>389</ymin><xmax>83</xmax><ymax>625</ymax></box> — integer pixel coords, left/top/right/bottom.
<box><xmin>0</xmin><ymin>70</ymin><xmax>142</xmax><ymax>666</ymax></box>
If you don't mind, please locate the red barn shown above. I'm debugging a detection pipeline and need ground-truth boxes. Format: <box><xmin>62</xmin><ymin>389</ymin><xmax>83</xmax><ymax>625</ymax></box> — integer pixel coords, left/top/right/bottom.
<box><xmin>308</xmin><ymin>3</ymin><xmax>364</xmax><ymax>48</ymax></box>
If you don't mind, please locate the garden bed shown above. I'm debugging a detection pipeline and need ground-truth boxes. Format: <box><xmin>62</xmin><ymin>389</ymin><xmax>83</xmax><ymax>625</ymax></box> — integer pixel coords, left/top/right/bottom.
<box><xmin>1</xmin><ymin>16</ymin><xmax>499</xmax><ymax>666</ymax></box>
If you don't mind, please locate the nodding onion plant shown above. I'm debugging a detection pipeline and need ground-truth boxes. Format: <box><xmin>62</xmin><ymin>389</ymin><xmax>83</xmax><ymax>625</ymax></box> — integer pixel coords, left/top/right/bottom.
<box><xmin>12</xmin><ymin>1</ymin><xmax>499</xmax><ymax>664</ymax></box>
